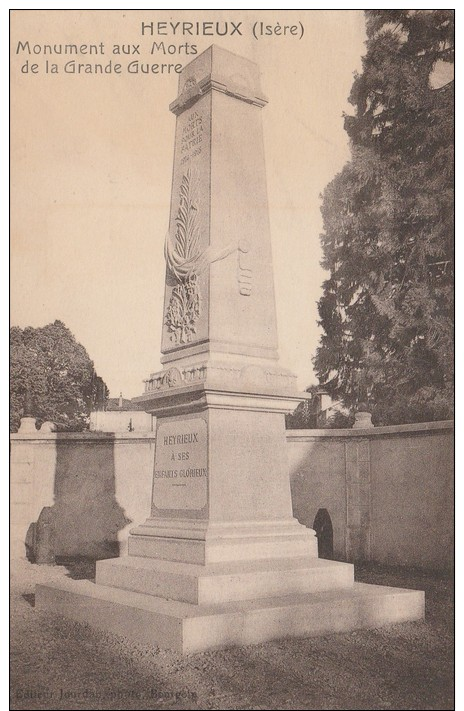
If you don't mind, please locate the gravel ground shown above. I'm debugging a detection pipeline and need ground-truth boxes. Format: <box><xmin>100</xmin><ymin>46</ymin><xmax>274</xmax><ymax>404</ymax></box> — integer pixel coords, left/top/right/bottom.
<box><xmin>10</xmin><ymin>559</ymin><xmax>453</xmax><ymax>710</ymax></box>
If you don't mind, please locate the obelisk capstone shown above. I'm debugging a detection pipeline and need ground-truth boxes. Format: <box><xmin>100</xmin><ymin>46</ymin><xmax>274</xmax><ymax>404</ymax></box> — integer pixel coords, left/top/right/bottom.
<box><xmin>36</xmin><ymin>47</ymin><xmax>425</xmax><ymax>653</ymax></box>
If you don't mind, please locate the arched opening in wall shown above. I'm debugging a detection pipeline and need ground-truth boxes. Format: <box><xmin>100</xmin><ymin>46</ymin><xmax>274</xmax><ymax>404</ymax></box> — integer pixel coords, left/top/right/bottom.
<box><xmin>313</xmin><ymin>508</ymin><xmax>334</xmax><ymax>560</ymax></box>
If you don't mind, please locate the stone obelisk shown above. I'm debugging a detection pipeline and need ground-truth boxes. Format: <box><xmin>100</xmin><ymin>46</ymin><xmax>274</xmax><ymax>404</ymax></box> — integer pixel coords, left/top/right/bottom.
<box><xmin>36</xmin><ymin>47</ymin><xmax>424</xmax><ymax>653</ymax></box>
<box><xmin>125</xmin><ymin>45</ymin><xmax>318</xmax><ymax>564</ymax></box>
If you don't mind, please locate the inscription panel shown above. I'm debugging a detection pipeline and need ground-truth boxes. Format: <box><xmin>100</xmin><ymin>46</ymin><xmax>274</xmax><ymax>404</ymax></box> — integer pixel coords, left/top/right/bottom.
<box><xmin>180</xmin><ymin>109</ymin><xmax>204</xmax><ymax>165</ymax></box>
<box><xmin>153</xmin><ymin>418</ymin><xmax>207</xmax><ymax>511</ymax></box>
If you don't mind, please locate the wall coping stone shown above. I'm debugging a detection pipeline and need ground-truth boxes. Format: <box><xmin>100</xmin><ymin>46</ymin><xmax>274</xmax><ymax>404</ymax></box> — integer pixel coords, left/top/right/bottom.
<box><xmin>10</xmin><ymin>420</ymin><xmax>453</xmax><ymax>443</ymax></box>
<box><xmin>286</xmin><ymin>420</ymin><xmax>453</xmax><ymax>441</ymax></box>
<box><xmin>10</xmin><ymin>431</ymin><xmax>157</xmax><ymax>444</ymax></box>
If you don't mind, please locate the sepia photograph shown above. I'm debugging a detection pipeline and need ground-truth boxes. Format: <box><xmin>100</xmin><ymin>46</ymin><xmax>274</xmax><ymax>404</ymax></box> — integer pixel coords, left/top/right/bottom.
<box><xmin>10</xmin><ymin>9</ymin><xmax>454</xmax><ymax>710</ymax></box>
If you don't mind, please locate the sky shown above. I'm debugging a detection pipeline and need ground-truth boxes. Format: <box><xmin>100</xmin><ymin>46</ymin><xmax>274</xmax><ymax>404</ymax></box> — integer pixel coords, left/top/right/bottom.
<box><xmin>10</xmin><ymin>10</ymin><xmax>366</xmax><ymax>398</ymax></box>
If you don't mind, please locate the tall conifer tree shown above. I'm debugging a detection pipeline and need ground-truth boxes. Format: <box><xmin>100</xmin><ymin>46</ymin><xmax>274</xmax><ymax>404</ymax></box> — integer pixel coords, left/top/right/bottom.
<box><xmin>314</xmin><ymin>10</ymin><xmax>454</xmax><ymax>424</ymax></box>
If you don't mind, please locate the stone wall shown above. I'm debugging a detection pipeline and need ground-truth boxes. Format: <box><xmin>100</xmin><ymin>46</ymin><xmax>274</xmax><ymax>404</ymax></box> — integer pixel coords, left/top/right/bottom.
<box><xmin>287</xmin><ymin>421</ymin><xmax>454</xmax><ymax>571</ymax></box>
<box><xmin>10</xmin><ymin>431</ymin><xmax>154</xmax><ymax>560</ymax></box>
<box><xmin>89</xmin><ymin>409</ymin><xmax>153</xmax><ymax>433</ymax></box>
<box><xmin>10</xmin><ymin>421</ymin><xmax>453</xmax><ymax>570</ymax></box>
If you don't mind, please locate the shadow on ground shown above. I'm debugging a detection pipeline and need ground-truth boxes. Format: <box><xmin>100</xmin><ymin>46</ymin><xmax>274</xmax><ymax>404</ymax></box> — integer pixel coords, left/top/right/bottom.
<box><xmin>21</xmin><ymin>593</ymin><xmax>35</xmax><ymax>608</ymax></box>
<box><xmin>55</xmin><ymin>557</ymin><xmax>97</xmax><ymax>582</ymax></box>
<box><xmin>10</xmin><ymin>560</ymin><xmax>454</xmax><ymax>711</ymax></box>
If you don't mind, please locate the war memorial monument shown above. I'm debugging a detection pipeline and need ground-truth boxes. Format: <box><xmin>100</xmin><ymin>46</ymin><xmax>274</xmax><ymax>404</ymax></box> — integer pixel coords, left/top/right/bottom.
<box><xmin>36</xmin><ymin>46</ymin><xmax>424</xmax><ymax>654</ymax></box>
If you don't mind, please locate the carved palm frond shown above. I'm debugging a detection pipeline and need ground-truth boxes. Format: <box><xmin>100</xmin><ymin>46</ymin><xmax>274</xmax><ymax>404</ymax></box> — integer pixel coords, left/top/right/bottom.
<box><xmin>164</xmin><ymin>168</ymin><xmax>239</xmax><ymax>344</ymax></box>
<box><xmin>169</xmin><ymin>169</ymin><xmax>201</xmax><ymax>274</ymax></box>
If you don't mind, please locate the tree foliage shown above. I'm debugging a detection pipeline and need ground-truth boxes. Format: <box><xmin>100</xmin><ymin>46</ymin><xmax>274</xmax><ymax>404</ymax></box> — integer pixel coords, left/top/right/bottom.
<box><xmin>10</xmin><ymin>320</ymin><xmax>109</xmax><ymax>432</ymax></box>
<box><xmin>286</xmin><ymin>385</ymin><xmax>354</xmax><ymax>430</ymax></box>
<box><xmin>313</xmin><ymin>10</ymin><xmax>454</xmax><ymax>425</ymax></box>
<box><xmin>286</xmin><ymin>385</ymin><xmax>319</xmax><ymax>430</ymax></box>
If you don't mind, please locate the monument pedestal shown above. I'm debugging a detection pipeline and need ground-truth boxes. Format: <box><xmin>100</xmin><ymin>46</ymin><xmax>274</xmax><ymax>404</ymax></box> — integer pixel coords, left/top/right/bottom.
<box><xmin>36</xmin><ymin>374</ymin><xmax>425</xmax><ymax>653</ymax></box>
<box><xmin>36</xmin><ymin>46</ymin><xmax>424</xmax><ymax>652</ymax></box>
<box><xmin>127</xmin><ymin>378</ymin><xmax>319</xmax><ymax>565</ymax></box>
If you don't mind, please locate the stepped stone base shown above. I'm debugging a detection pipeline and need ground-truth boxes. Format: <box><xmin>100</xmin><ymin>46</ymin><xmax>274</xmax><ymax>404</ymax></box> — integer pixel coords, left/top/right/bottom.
<box><xmin>36</xmin><ymin>576</ymin><xmax>425</xmax><ymax>654</ymax></box>
<box><xmin>96</xmin><ymin>555</ymin><xmax>354</xmax><ymax>605</ymax></box>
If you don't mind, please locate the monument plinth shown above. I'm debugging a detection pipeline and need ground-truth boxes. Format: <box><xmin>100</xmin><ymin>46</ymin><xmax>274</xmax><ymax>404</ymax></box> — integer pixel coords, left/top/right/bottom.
<box><xmin>36</xmin><ymin>47</ymin><xmax>424</xmax><ymax>653</ymax></box>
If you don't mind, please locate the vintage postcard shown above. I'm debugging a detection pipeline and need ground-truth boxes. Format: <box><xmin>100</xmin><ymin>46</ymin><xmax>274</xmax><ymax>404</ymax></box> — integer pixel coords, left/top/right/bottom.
<box><xmin>10</xmin><ymin>9</ymin><xmax>454</xmax><ymax>710</ymax></box>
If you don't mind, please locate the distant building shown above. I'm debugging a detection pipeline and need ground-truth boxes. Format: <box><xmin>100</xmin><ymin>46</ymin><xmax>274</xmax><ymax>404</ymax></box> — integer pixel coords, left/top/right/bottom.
<box><xmin>287</xmin><ymin>387</ymin><xmax>351</xmax><ymax>430</ymax></box>
<box><xmin>90</xmin><ymin>392</ymin><xmax>153</xmax><ymax>433</ymax></box>
<box><xmin>313</xmin><ymin>389</ymin><xmax>348</xmax><ymax>428</ymax></box>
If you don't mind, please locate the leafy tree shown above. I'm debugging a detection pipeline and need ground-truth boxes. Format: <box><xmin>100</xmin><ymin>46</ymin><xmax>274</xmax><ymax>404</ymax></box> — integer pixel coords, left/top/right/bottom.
<box><xmin>313</xmin><ymin>10</ymin><xmax>454</xmax><ymax>425</ymax></box>
<box><xmin>10</xmin><ymin>320</ymin><xmax>109</xmax><ymax>432</ymax></box>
